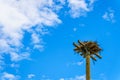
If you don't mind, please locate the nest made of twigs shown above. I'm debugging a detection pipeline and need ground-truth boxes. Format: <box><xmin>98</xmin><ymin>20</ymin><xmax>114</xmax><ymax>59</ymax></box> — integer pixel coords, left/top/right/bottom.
<box><xmin>74</xmin><ymin>41</ymin><xmax>102</xmax><ymax>55</ymax></box>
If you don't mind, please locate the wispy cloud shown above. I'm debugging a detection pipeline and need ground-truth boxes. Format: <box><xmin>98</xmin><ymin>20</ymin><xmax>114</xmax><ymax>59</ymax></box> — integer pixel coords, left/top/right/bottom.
<box><xmin>59</xmin><ymin>75</ymin><xmax>86</xmax><ymax>80</ymax></box>
<box><xmin>67</xmin><ymin>61</ymin><xmax>84</xmax><ymax>67</ymax></box>
<box><xmin>60</xmin><ymin>78</ymin><xmax>65</xmax><ymax>80</ymax></box>
<box><xmin>102</xmin><ymin>9</ymin><xmax>115</xmax><ymax>23</ymax></box>
<box><xmin>68</xmin><ymin>0</ymin><xmax>95</xmax><ymax>18</ymax></box>
<box><xmin>73</xmin><ymin>27</ymin><xmax>77</xmax><ymax>32</ymax></box>
<box><xmin>0</xmin><ymin>0</ymin><xmax>96</xmax><ymax>63</ymax></box>
<box><xmin>27</xmin><ymin>74</ymin><xmax>35</xmax><ymax>79</ymax></box>
<box><xmin>0</xmin><ymin>0</ymin><xmax>62</xmax><ymax>63</ymax></box>
<box><xmin>10</xmin><ymin>63</ymin><xmax>19</xmax><ymax>68</ymax></box>
<box><xmin>10</xmin><ymin>52</ymin><xmax>30</xmax><ymax>62</ymax></box>
<box><xmin>0</xmin><ymin>72</ymin><xmax>20</xmax><ymax>80</ymax></box>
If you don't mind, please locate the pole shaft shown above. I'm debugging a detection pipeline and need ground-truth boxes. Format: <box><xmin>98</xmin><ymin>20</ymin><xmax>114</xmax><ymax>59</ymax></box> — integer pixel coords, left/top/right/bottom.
<box><xmin>86</xmin><ymin>54</ymin><xmax>90</xmax><ymax>80</ymax></box>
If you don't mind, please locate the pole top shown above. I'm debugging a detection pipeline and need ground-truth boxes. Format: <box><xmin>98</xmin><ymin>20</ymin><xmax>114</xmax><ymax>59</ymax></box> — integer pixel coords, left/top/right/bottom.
<box><xmin>73</xmin><ymin>40</ymin><xmax>102</xmax><ymax>61</ymax></box>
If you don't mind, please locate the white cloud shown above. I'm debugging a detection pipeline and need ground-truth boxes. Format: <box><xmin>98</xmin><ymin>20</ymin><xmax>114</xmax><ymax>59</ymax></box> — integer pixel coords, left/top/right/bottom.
<box><xmin>31</xmin><ymin>33</ymin><xmax>40</xmax><ymax>44</ymax></box>
<box><xmin>71</xmin><ymin>75</ymin><xmax>85</xmax><ymax>80</ymax></box>
<box><xmin>59</xmin><ymin>74</ymin><xmax>107</xmax><ymax>80</ymax></box>
<box><xmin>0</xmin><ymin>0</ymin><xmax>62</xmax><ymax>63</ymax></box>
<box><xmin>0</xmin><ymin>0</ymin><xmax>95</xmax><ymax>63</ymax></box>
<box><xmin>27</xmin><ymin>74</ymin><xmax>35</xmax><ymax>79</ymax></box>
<box><xmin>68</xmin><ymin>0</ymin><xmax>95</xmax><ymax>18</ymax></box>
<box><xmin>0</xmin><ymin>72</ymin><xmax>20</xmax><ymax>80</ymax></box>
<box><xmin>59</xmin><ymin>75</ymin><xmax>86</xmax><ymax>80</ymax></box>
<box><xmin>72</xmin><ymin>61</ymin><xmax>83</xmax><ymax>66</ymax></box>
<box><xmin>67</xmin><ymin>61</ymin><xmax>83</xmax><ymax>66</ymax></box>
<box><xmin>102</xmin><ymin>9</ymin><xmax>115</xmax><ymax>23</ymax></box>
<box><xmin>76</xmin><ymin>61</ymin><xmax>83</xmax><ymax>66</ymax></box>
<box><xmin>11</xmin><ymin>63</ymin><xmax>19</xmax><ymax>68</ymax></box>
<box><xmin>10</xmin><ymin>52</ymin><xmax>30</xmax><ymax>62</ymax></box>
<box><xmin>31</xmin><ymin>32</ymin><xmax>44</xmax><ymax>51</ymax></box>
<box><xmin>73</xmin><ymin>28</ymin><xmax>77</xmax><ymax>32</ymax></box>
<box><xmin>60</xmin><ymin>78</ymin><xmax>65</xmax><ymax>80</ymax></box>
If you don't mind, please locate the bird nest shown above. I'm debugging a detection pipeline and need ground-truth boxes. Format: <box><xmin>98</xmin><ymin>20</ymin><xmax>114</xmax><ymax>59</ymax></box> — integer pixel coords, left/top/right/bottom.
<box><xmin>74</xmin><ymin>41</ymin><xmax>102</xmax><ymax>55</ymax></box>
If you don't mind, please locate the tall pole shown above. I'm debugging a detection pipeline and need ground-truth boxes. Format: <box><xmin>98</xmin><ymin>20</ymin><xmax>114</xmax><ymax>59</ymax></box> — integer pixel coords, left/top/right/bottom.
<box><xmin>73</xmin><ymin>40</ymin><xmax>102</xmax><ymax>80</ymax></box>
<box><xmin>86</xmin><ymin>53</ymin><xmax>90</xmax><ymax>80</ymax></box>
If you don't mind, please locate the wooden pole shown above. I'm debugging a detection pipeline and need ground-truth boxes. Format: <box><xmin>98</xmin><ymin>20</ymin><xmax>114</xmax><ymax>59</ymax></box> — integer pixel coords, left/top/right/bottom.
<box><xmin>86</xmin><ymin>53</ymin><xmax>90</xmax><ymax>80</ymax></box>
<box><xmin>73</xmin><ymin>40</ymin><xmax>102</xmax><ymax>80</ymax></box>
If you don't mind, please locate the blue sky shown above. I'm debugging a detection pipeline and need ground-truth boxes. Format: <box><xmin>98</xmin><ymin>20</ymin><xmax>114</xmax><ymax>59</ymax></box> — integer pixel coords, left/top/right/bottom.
<box><xmin>0</xmin><ymin>0</ymin><xmax>120</xmax><ymax>80</ymax></box>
